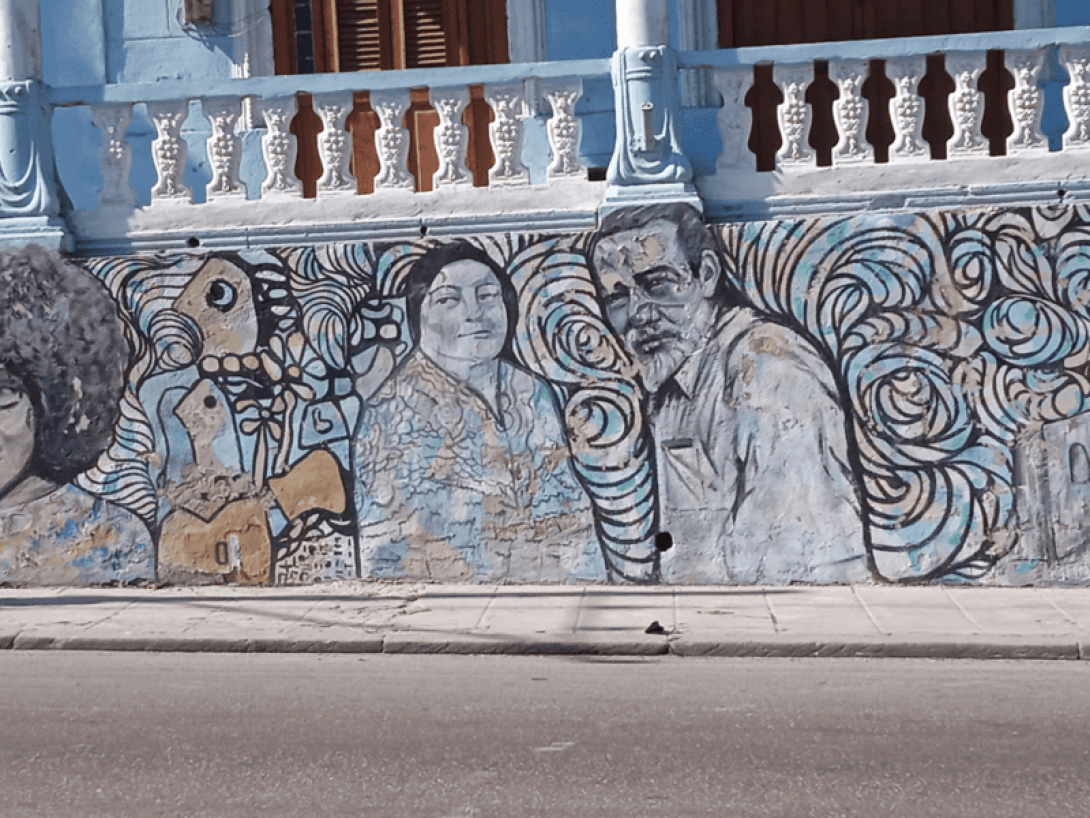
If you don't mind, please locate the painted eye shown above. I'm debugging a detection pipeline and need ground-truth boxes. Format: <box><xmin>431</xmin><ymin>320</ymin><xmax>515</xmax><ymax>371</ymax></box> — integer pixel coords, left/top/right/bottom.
<box><xmin>205</xmin><ymin>279</ymin><xmax>238</xmax><ymax>312</ymax></box>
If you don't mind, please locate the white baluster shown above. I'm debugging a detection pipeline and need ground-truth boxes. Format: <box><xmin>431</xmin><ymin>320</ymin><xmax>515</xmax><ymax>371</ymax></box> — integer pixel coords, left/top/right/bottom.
<box><xmin>146</xmin><ymin>101</ymin><xmax>191</xmax><ymax>203</ymax></box>
<box><xmin>370</xmin><ymin>89</ymin><xmax>414</xmax><ymax>191</ymax></box>
<box><xmin>430</xmin><ymin>86</ymin><xmax>472</xmax><ymax>189</ymax></box>
<box><xmin>90</xmin><ymin>103</ymin><xmax>136</xmax><ymax>206</ymax></box>
<box><xmin>1060</xmin><ymin>45</ymin><xmax>1090</xmax><ymax>149</ymax></box>
<box><xmin>484</xmin><ymin>83</ymin><xmax>530</xmax><ymax>186</ymax></box>
<box><xmin>545</xmin><ymin>81</ymin><xmax>584</xmax><ymax>180</ymax></box>
<box><xmin>203</xmin><ymin>96</ymin><xmax>245</xmax><ymax>200</ymax></box>
<box><xmin>946</xmin><ymin>52</ymin><xmax>988</xmax><ymax>158</ymax></box>
<box><xmin>830</xmin><ymin>60</ymin><xmax>871</xmax><ymax>164</ymax></box>
<box><xmin>312</xmin><ymin>92</ymin><xmax>356</xmax><ymax>195</ymax></box>
<box><xmin>711</xmin><ymin>66</ymin><xmax>751</xmax><ymax>169</ymax></box>
<box><xmin>254</xmin><ymin>95</ymin><xmax>302</xmax><ymax>198</ymax></box>
<box><xmin>774</xmin><ymin>63</ymin><xmax>815</xmax><ymax>167</ymax></box>
<box><xmin>1006</xmin><ymin>49</ymin><xmax>1048</xmax><ymax>154</ymax></box>
<box><xmin>886</xmin><ymin>56</ymin><xmax>928</xmax><ymax>162</ymax></box>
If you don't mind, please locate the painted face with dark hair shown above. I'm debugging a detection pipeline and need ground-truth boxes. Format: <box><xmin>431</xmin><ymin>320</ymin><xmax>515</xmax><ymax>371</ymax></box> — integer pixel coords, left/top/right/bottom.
<box><xmin>417</xmin><ymin>260</ymin><xmax>507</xmax><ymax>371</ymax></box>
<box><xmin>0</xmin><ymin>365</ymin><xmax>35</xmax><ymax>502</ymax></box>
<box><xmin>592</xmin><ymin>219</ymin><xmax>721</xmax><ymax>392</ymax></box>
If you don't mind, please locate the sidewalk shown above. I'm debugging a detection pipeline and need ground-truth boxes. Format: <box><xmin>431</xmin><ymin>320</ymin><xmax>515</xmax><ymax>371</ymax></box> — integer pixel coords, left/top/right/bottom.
<box><xmin>2</xmin><ymin>583</ymin><xmax>1089</xmax><ymax>659</ymax></box>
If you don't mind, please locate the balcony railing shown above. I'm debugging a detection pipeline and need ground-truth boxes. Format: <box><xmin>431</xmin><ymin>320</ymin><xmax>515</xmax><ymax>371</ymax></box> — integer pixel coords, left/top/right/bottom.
<box><xmin>681</xmin><ymin>26</ymin><xmax>1090</xmax><ymax>220</ymax></box>
<box><xmin>47</xmin><ymin>60</ymin><xmax>612</xmax><ymax>254</ymax></box>
<box><xmin>44</xmin><ymin>26</ymin><xmax>1090</xmax><ymax>254</ymax></box>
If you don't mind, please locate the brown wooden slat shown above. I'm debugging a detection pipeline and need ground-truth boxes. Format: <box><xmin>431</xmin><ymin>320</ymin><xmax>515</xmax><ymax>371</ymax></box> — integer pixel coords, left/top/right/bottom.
<box><xmin>406</xmin><ymin>87</ymin><xmax>440</xmax><ymax>191</ymax></box>
<box><xmin>799</xmin><ymin>0</ymin><xmax>828</xmax><ymax>45</ymax></box>
<box><xmin>980</xmin><ymin>48</ymin><xmax>1014</xmax><ymax>155</ymax></box>
<box><xmin>858</xmin><ymin>0</ymin><xmax>876</xmax><ymax>40</ymax></box>
<box><xmin>468</xmin><ymin>0</ymin><xmax>508</xmax><ymax>65</ymax></box>
<box><xmin>775</xmin><ymin>0</ymin><xmax>802</xmax><ymax>46</ymax></box>
<box><xmin>753</xmin><ymin>0</ymin><xmax>777</xmax><ymax>47</ymax></box>
<box><xmin>271</xmin><ymin>0</ymin><xmax>297</xmax><ymax>75</ymax></box>
<box><xmin>873</xmin><ymin>0</ymin><xmax>900</xmax><ymax>40</ymax></box>
<box><xmin>862</xmin><ymin>59</ymin><xmax>895</xmax><ymax>162</ymax></box>
<box><xmin>973</xmin><ymin>0</ymin><xmax>997</xmax><ymax>30</ymax></box>
<box><xmin>746</xmin><ymin>64</ymin><xmax>783</xmax><ymax>171</ymax></box>
<box><xmin>900</xmin><ymin>0</ymin><xmax>925</xmax><ymax>38</ymax></box>
<box><xmin>919</xmin><ymin>53</ymin><xmax>954</xmax><ymax>159</ymax></box>
<box><xmin>347</xmin><ymin>91</ymin><xmax>380</xmax><ymax>193</ymax></box>
<box><xmin>825</xmin><ymin>0</ymin><xmax>853</xmax><ymax>42</ymax></box>
<box><xmin>733</xmin><ymin>0</ymin><xmax>756</xmax><ymax>47</ymax></box>
<box><xmin>997</xmin><ymin>0</ymin><xmax>1014</xmax><ymax>30</ymax></box>
<box><xmin>922</xmin><ymin>0</ymin><xmax>951</xmax><ymax>36</ymax></box>
<box><xmin>950</xmin><ymin>0</ymin><xmax>976</xmax><ymax>34</ymax></box>
<box><xmin>806</xmin><ymin>61</ymin><xmax>838</xmax><ymax>166</ymax></box>
<box><xmin>446</xmin><ymin>0</ymin><xmax>470</xmax><ymax>65</ymax></box>
<box><xmin>291</xmin><ymin>92</ymin><xmax>323</xmax><ymax>197</ymax></box>
<box><xmin>717</xmin><ymin>0</ymin><xmax>735</xmax><ymax>49</ymax></box>
<box><xmin>464</xmin><ymin>83</ymin><xmax>494</xmax><ymax>186</ymax></box>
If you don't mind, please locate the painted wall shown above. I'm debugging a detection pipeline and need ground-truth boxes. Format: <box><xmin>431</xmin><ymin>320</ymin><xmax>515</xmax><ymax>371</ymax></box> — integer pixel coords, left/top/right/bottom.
<box><xmin>1055</xmin><ymin>0</ymin><xmax>1090</xmax><ymax>27</ymax></box>
<box><xmin>4</xmin><ymin>202</ymin><xmax>1090</xmax><ymax>586</ymax></box>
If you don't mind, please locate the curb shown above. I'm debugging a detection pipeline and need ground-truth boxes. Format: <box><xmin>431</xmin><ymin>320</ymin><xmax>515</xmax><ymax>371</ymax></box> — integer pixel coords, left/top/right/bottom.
<box><xmin>2</xmin><ymin>633</ymin><xmax>1086</xmax><ymax>659</ymax></box>
<box><xmin>668</xmin><ymin>639</ymin><xmax>1085</xmax><ymax>660</ymax></box>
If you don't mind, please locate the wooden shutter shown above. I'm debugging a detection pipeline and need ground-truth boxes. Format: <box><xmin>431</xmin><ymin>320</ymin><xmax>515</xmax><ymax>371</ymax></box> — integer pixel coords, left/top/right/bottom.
<box><xmin>717</xmin><ymin>0</ymin><xmax>1014</xmax><ymax>48</ymax></box>
<box><xmin>403</xmin><ymin>0</ymin><xmax>450</xmax><ymax>68</ymax></box>
<box><xmin>289</xmin><ymin>0</ymin><xmax>508</xmax><ymax>74</ymax></box>
<box><xmin>333</xmin><ymin>0</ymin><xmax>385</xmax><ymax>72</ymax></box>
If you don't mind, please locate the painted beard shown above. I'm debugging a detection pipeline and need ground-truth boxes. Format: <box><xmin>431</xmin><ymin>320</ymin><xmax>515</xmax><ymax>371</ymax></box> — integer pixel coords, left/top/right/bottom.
<box><xmin>624</xmin><ymin>311</ymin><xmax>703</xmax><ymax>394</ymax></box>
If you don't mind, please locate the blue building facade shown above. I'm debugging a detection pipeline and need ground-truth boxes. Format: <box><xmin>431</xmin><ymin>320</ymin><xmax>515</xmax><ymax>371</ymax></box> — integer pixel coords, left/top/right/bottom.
<box><xmin>5</xmin><ymin>0</ymin><xmax>1090</xmax><ymax>587</ymax></box>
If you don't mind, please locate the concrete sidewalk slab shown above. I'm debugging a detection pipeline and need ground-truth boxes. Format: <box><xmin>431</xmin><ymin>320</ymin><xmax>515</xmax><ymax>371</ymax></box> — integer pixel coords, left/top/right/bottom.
<box><xmin>765</xmin><ymin>586</ymin><xmax>881</xmax><ymax>637</ymax></box>
<box><xmin>1042</xmin><ymin>588</ymin><xmax>1090</xmax><ymax>633</ymax></box>
<box><xmin>942</xmin><ymin>587</ymin><xmax>1084</xmax><ymax>636</ymax></box>
<box><xmin>576</xmin><ymin>587</ymin><xmax>675</xmax><ymax>636</ymax></box>
<box><xmin>2</xmin><ymin>583</ymin><xmax>1090</xmax><ymax>660</ymax></box>
<box><xmin>673</xmin><ymin>587</ymin><xmax>778</xmax><ymax>637</ymax></box>
<box><xmin>852</xmin><ymin>585</ymin><xmax>978</xmax><ymax>635</ymax></box>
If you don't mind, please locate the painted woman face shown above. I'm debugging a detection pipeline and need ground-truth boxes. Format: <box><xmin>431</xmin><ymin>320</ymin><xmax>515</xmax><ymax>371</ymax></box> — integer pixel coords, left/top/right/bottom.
<box><xmin>417</xmin><ymin>260</ymin><xmax>508</xmax><ymax>366</ymax></box>
<box><xmin>0</xmin><ymin>366</ymin><xmax>35</xmax><ymax>500</ymax></box>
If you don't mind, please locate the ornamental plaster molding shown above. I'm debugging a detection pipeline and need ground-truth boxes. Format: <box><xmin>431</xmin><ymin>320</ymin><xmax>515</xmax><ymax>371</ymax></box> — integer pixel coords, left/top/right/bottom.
<box><xmin>254</xmin><ymin>96</ymin><xmax>302</xmax><ymax>197</ymax></box>
<box><xmin>90</xmin><ymin>103</ymin><xmax>136</xmax><ymax>207</ymax></box>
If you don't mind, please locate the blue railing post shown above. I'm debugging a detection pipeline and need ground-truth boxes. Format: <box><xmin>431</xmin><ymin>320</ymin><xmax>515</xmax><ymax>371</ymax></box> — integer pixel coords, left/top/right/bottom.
<box><xmin>602</xmin><ymin>0</ymin><xmax>701</xmax><ymax>213</ymax></box>
<box><xmin>0</xmin><ymin>0</ymin><xmax>69</xmax><ymax>250</ymax></box>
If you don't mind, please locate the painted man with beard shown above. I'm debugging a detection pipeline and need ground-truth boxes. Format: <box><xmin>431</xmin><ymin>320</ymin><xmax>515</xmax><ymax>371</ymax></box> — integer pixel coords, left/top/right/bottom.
<box><xmin>589</xmin><ymin>204</ymin><xmax>868</xmax><ymax>584</ymax></box>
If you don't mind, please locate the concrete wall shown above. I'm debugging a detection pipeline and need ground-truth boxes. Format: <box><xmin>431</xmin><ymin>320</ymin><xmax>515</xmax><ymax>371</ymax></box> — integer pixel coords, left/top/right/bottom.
<box><xmin>4</xmin><ymin>201</ymin><xmax>1090</xmax><ymax>586</ymax></box>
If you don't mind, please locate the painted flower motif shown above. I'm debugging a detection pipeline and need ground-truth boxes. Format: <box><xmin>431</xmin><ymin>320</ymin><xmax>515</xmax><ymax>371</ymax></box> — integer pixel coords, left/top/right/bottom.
<box><xmin>237</xmin><ymin>395</ymin><xmax>288</xmax><ymax>441</ymax></box>
<box><xmin>261</xmin><ymin>332</ymin><xmax>328</xmax><ymax>402</ymax></box>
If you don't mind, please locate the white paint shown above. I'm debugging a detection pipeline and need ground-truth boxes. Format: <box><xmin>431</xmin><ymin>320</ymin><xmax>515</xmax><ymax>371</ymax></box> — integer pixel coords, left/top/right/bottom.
<box><xmin>66</xmin><ymin>178</ymin><xmax>606</xmax><ymax>251</ymax></box>
<box><xmin>675</xmin><ymin>0</ymin><xmax>717</xmax><ymax>107</ymax></box>
<box><xmin>0</xmin><ymin>0</ymin><xmax>41</xmax><ymax>81</ymax></box>
<box><xmin>507</xmin><ymin>0</ymin><xmax>546</xmax><ymax>63</ymax></box>
<box><xmin>232</xmin><ymin>0</ymin><xmax>274</xmax><ymax>78</ymax></box>
<box><xmin>615</xmin><ymin>0</ymin><xmax>669</xmax><ymax>48</ymax></box>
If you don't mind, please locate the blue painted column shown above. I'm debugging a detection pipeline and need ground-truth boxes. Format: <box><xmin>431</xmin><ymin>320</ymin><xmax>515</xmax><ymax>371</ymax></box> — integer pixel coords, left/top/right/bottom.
<box><xmin>602</xmin><ymin>0</ymin><xmax>700</xmax><ymax>213</ymax></box>
<box><xmin>0</xmin><ymin>0</ymin><xmax>68</xmax><ymax>249</ymax></box>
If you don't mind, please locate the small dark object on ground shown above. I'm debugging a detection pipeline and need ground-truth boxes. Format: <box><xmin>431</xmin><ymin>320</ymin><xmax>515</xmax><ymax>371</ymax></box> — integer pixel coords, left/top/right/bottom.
<box><xmin>645</xmin><ymin>621</ymin><xmax>667</xmax><ymax>635</ymax></box>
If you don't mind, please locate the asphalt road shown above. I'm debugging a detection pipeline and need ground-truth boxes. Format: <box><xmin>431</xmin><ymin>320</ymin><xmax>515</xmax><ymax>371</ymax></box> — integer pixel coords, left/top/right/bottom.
<box><xmin>1</xmin><ymin>652</ymin><xmax>1088</xmax><ymax>818</ymax></box>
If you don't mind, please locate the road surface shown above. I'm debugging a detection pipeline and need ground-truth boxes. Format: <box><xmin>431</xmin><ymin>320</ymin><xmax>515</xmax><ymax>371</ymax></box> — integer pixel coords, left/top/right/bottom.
<box><xmin>2</xmin><ymin>652</ymin><xmax>1088</xmax><ymax>817</ymax></box>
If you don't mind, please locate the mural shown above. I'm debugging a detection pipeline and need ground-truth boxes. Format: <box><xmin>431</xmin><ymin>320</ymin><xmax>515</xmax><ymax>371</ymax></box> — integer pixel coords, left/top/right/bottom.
<box><xmin>4</xmin><ymin>202</ymin><xmax>1090</xmax><ymax>586</ymax></box>
<box><xmin>0</xmin><ymin>245</ymin><xmax>153</xmax><ymax>583</ymax></box>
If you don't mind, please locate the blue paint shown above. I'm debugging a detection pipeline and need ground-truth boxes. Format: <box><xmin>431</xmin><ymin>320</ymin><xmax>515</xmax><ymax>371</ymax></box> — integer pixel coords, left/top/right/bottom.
<box><xmin>1055</xmin><ymin>0</ymin><xmax>1090</xmax><ymax>27</ymax></box>
<box><xmin>50</xmin><ymin>108</ymin><xmax>101</xmax><ymax>211</ymax></box>
<box><xmin>40</xmin><ymin>0</ymin><xmax>106</xmax><ymax>88</ymax></box>
<box><xmin>680</xmin><ymin>107</ymin><xmax>722</xmax><ymax>178</ymax></box>
<box><xmin>522</xmin><ymin>114</ymin><xmax>550</xmax><ymax>186</ymax></box>
<box><xmin>240</xmin><ymin>131</ymin><xmax>266</xmax><ymax>200</ymax></box>
<box><xmin>545</xmin><ymin>0</ymin><xmax>616</xmax><ymax>61</ymax></box>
